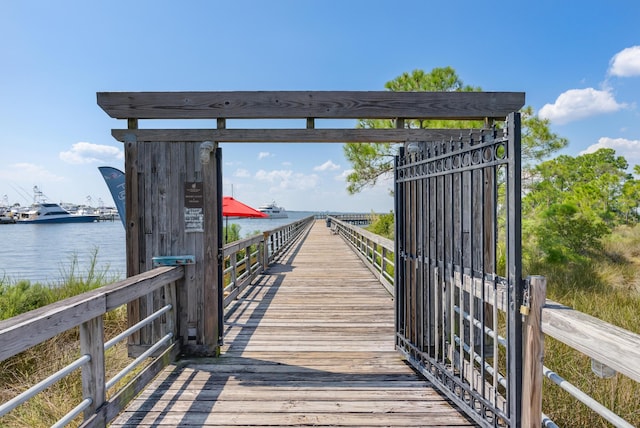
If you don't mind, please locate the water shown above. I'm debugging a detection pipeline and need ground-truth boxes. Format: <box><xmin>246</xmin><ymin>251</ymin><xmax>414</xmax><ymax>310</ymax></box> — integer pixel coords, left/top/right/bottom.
<box><xmin>0</xmin><ymin>212</ymin><xmax>317</xmax><ymax>285</ymax></box>
<box><xmin>0</xmin><ymin>220</ymin><xmax>126</xmax><ymax>285</ymax></box>
<box><xmin>225</xmin><ymin>211</ymin><xmax>316</xmax><ymax>237</ymax></box>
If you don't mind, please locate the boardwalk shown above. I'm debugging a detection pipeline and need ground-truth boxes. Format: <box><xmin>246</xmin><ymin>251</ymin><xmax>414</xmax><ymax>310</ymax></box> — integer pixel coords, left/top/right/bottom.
<box><xmin>111</xmin><ymin>221</ymin><xmax>477</xmax><ymax>427</ymax></box>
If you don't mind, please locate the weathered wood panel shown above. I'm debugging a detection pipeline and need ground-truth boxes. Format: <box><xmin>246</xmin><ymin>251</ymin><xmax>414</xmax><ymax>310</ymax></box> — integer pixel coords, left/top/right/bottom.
<box><xmin>97</xmin><ymin>91</ymin><xmax>525</xmax><ymax>120</ymax></box>
<box><xmin>110</xmin><ymin>221</ymin><xmax>477</xmax><ymax>427</ymax></box>
<box><xmin>111</xmin><ymin>128</ymin><xmax>506</xmax><ymax>143</ymax></box>
<box><xmin>125</xmin><ymin>138</ymin><xmax>221</xmax><ymax>356</ymax></box>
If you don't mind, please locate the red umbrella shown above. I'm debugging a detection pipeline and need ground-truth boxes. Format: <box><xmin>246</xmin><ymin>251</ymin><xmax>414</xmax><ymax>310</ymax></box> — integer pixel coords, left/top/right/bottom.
<box><xmin>222</xmin><ymin>196</ymin><xmax>267</xmax><ymax>243</ymax></box>
<box><xmin>222</xmin><ymin>196</ymin><xmax>268</xmax><ymax>218</ymax></box>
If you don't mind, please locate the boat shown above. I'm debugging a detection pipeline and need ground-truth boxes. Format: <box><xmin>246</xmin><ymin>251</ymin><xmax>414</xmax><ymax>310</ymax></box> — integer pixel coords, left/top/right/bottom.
<box><xmin>258</xmin><ymin>201</ymin><xmax>288</xmax><ymax>218</ymax></box>
<box><xmin>0</xmin><ymin>206</ymin><xmax>15</xmax><ymax>224</ymax></box>
<box><xmin>0</xmin><ymin>215</ymin><xmax>15</xmax><ymax>224</ymax></box>
<box><xmin>16</xmin><ymin>202</ymin><xmax>100</xmax><ymax>224</ymax></box>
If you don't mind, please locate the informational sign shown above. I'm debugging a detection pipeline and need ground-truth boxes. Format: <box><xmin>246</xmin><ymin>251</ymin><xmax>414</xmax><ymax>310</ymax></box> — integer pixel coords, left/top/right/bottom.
<box><xmin>184</xmin><ymin>182</ymin><xmax>204</xmax><ymax>232</ymax></box>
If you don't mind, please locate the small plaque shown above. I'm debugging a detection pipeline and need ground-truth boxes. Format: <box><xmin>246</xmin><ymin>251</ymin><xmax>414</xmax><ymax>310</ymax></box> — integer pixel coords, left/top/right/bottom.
<box><xmin>184</xmin><ymin>182</ymin><xmax>204</xmax><ymax>208</ymax></box>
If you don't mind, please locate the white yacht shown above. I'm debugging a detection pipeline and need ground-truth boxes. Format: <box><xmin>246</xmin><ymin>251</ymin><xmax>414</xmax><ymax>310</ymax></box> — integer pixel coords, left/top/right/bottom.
<box><xmin>258</xmin><ymin>201</ymin><xmax>288</xmax><ymax>218</ymax></box>
<box><xmin>16</xmin><ymin>203</ymin><xmax>99</xmax><ymax>224</ymax></box>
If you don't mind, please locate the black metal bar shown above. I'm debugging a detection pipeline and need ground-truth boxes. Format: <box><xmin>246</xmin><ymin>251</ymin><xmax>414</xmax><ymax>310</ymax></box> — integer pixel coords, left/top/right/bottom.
<box><xmin>394</xmin><ymin>148</ymin><xmax>404</xmax><ymax>347</ymax></box>
<box><xmin>216</xmin><ymin>147</ymin><xmax>224</xmax><ymax>346</ymax></box>
<box><xmin>507</xmin><ymin>112</ymin><xmax>523</xmax><ymax>426</ymax></box>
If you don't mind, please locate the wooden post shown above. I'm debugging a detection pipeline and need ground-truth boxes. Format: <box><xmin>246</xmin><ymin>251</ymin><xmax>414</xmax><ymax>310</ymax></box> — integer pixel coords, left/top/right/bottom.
<box><xmin>80</xmin><ymin>315</ymin><xmax>105</xmax><ymax>420</ymax></box>
<box><xmin>521</xmin><ymin>275</ymin><xmax>546</xmax><ymax>427</ymax></box>
<box><xmin>263</xmin><ymin>231</ymin><xmax>270</xmax><ymax>268</ymax></box>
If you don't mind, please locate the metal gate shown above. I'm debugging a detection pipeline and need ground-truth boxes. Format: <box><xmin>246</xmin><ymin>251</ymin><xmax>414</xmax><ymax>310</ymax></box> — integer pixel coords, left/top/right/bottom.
<box><xmin>394</xmin><ymin>112</ymin><xmax>523</xmax><ymax>427</ymax></box>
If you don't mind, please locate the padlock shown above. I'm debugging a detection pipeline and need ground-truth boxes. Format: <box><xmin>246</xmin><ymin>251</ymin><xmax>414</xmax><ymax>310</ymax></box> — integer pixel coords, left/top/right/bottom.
<box><xmin>520</xmin><ymin>305</ymin><xmax>530</xmax><ymax>316</ymax></box>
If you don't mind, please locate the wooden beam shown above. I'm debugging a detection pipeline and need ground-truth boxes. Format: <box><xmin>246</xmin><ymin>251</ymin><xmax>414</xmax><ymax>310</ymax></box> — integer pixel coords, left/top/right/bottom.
<box><xmin>111</xmin><ymin>128</ymin><xmax>504</xmax><ymax>143</ymax></box>
<box><xmin>97</xmin><ymin>91</ymin><xmax>525</xmax><ymax>120</ymax></box>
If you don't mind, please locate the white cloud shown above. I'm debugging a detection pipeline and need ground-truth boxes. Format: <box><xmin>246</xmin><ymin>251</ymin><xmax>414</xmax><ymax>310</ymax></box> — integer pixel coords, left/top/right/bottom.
<box><xmin>580</xmin><ymin>137</ymin><xmax>640</xmax><ymax>167</ymax></box>
<box><xmin>0</xmin><ymin>163</ymin><xmax>65</xmax><ymax>183</ymax></box>
<box><xmin>255</xmin><ymin>169</ymin><xmax>292</xmax><ymax>182</ymax></box>
<box><xmin>258</xmin><ymin>152</ymin><xmax>272</xmax><ymax>160</ymax></box>
<box><xmin>538</xmin><ymin>88</ymin><xmax>626</xmax><ymax>124</ymax></box>
<box><xmin>233</xmin><ymin>168</ymin><xmax>251</xmax><ymax>178</ymax></box>
<box><xmin>255</xmin><ymin>169</ymin><xmax>319</xmax><ymax>191</ymax></box>
<box><xmin>314</xmin><ymin>160</ymin><xmax>340</xmax><ymax>172</ymax></box>
<box><xmin>609</xmin><ymin>46</ymin><xmax>640</xmax><ymax>77</ymax></box>
<box><xmin>336</xmin><ymin>169</ymin><xmax>353</xmax><ymax>181</ymax></box>
<box><xmin>59</xmin><ymin>142</ymin><xmax>124</xmax><ymax>165</ymax></box>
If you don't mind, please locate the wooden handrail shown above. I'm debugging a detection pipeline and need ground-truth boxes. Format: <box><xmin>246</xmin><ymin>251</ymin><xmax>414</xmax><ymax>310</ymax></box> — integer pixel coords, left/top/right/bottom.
<box><xmin>0</xmin><ymin>266</ymin><xmax>183</xmax><ymax>426</ymax></box>
<box><xmin>0</xmin><ymin>266</ymin><xmax>183</xmax><ymax>362</ymax></box>
<box><xmin>542</xmin><ymin>300</ymin><xmax>640</xmax><ymax>383</ymax></box>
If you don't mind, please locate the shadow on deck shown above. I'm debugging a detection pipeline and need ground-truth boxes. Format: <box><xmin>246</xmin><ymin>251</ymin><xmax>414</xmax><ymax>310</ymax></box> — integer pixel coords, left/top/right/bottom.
<box><xmin>110</xmin><ymin>221</ymin><xmax>478</xmax><ymax>427</ymax></box>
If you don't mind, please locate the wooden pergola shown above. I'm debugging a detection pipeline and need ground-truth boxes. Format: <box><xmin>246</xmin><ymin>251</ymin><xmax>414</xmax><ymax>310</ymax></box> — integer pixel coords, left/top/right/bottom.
<box><xmin>97</xmin><ymin>90</ymin><xmax>525</xmax><ymax>357</ymax></box>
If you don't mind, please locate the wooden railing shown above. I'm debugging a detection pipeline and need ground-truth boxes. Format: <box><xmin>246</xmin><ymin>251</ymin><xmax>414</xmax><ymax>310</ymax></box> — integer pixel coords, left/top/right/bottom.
<box><xmin>328</xmin><ymin>216</ymin><xmax>394</xmax><ymax>295</ymax></box>
<box><xmin>541</xmin><ymin>302</ymin><xmax>640</xmax><ymax>428</ymax></box>
<box><xmin>329</xmin><ymin>217</ymin><xmax>640</xmax><ymax>428</ymax></box>
<box><xmin>0</xmin><ymin>215</ymin><xmax>314</xmax><ymax>427</ymax></box>
<box><xmin>0</xmin><ymin>266</ymin><xmax>183</xmax><ymax>427</ymax></box>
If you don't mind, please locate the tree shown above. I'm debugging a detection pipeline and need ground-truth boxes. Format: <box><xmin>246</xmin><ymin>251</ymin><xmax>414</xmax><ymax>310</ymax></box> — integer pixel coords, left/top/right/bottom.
<box><xmin>520</xmin><ymin>106</ymin><xmax>569</xmax><ymax>168</ymax></box>
<box><xmin>343</xmin><ymin>67</ymin><xmax>567</xmax><ymax>194</ymax></box>
<box><xmin>522</xmin><ymin>148</ymin><xmax>634</xmax><ymax>262</ymax></box>
<box><xmin>343</xmin><ymin>67</ymin><xmax>481</xmax><ymax>194</ymax></box>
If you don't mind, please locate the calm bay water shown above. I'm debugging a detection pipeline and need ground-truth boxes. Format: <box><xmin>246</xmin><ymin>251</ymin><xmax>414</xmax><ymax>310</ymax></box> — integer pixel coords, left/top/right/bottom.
<box><xmin>0</xmin><ymin>211</ymin><xmax>316</xmax><ymax>285</ymax></box>
<box><xmin>0</xmin><ymin>220</ymin><xmax>126</xmax><ymax>285</ymax></box>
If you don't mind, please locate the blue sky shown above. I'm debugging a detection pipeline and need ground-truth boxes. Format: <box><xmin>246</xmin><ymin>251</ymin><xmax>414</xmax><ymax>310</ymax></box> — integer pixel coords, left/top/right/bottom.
<box><xmin>1</xmin><ymin>1</ymin><xmax>640</xmax><ymax>213</ymax></box>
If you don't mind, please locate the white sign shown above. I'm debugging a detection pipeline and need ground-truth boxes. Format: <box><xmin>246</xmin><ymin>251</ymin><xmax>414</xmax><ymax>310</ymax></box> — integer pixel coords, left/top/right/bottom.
<box><xmin>185</xmin><ymin>207</ymin><xmax>204</xmax><ymax>233</ymax></box>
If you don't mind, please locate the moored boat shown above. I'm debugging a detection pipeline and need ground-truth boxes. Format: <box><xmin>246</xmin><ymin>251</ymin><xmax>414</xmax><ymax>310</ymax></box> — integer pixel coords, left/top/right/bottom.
<box><xmin>258</xmin><ymin>201</ymin><xmax>288</xmax><ymax>218</ymax></box>
<box><xmin>16</xmin><ymin>203</ymin><xmax>99</xmax><ymax>224</ymax></box>
<box><xmin>0</xmin><ymin>215</ymin><xmax>15</xmax><ymax>224</ymax></box>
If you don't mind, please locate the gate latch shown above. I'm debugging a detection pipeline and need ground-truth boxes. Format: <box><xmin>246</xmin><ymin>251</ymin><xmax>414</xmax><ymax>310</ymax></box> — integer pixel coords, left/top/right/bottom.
<box><xmin>520</xmin><ymin>281</ymin><xmax>530</xmax><ymax>317</ymax></box>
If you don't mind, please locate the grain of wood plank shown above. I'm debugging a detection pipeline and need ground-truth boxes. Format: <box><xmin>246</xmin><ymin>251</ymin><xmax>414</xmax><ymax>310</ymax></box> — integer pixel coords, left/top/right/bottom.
<box><xmin>110</xmin><ymin>221</ymin><xmax>477</xmax><ymax>427</ymax></box>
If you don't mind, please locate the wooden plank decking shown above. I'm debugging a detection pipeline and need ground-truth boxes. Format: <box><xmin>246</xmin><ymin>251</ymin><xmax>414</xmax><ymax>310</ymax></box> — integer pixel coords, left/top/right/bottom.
<box><xmin>110</xmin><ymin>220</ymin><xmax>477</xmax><ymax>427</ymax></box>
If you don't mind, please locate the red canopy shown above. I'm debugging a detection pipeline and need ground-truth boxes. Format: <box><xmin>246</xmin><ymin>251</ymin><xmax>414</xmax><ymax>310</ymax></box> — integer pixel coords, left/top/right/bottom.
<box><xmin>222</xmin><ymin>196</ymin><xmax>268</xmax><ymax>218</ymax></box>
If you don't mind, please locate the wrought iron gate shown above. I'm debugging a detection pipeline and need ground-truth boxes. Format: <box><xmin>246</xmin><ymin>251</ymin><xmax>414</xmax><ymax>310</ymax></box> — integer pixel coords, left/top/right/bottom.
<box><xmin>394</xmin><ymin>112</ymin><xmax>523</xmax><ymax>427</ymax></box>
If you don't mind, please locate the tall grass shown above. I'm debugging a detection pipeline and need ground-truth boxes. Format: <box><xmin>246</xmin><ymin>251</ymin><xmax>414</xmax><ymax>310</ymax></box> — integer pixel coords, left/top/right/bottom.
<box><xmin>0</xmin><ymin>248</ymin><xmax>118</xmax><ymax>320</ymax></box>
<box><xmin>526</xmin><ymin>224</ymin><xmax>640</xmax><ymax>427</ymax></box>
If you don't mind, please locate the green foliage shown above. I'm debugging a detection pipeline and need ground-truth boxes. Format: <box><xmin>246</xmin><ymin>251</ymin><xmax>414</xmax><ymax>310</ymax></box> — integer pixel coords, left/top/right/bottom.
<box><xmin>344</xmin><ymin>67</ymin><xmax>484</xmax><ymax>195</ymax></box>
<box><xmin>367</xmin><ymin>212</ymin><xmax>394</xmax><ymax>239</ymax></box>
<box><xmin>520</xmin><ymin>106</ymin><xmax>569</xmax><ymax>169</ymax></box>
<box><xmin>0</xmin><ymin>281</ymin><xmax>53</xmax><ymax>319</ymax></box>
<box><xmin>523</xmin><ymin>148</ymin><xmax>639</xmax><ymax>263</ymax></box>
<box><xmin>343</xmin><ymin>142</ymin><xmax>396</xmax><ymax>194</ymax></box>
<box><xmin>224</xmin><ymin>223</ymin><xmax>241</xmax><ymax>244</ymax></box>
<box><xmin>534</xmin><ymin>204</ymin><xmax>608</xmax><ymax>263</ymax></box>
<box><xmin>0</xmin><ymin>250</ymin><xmax>111</xmax><ymax>320</ymax></box>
